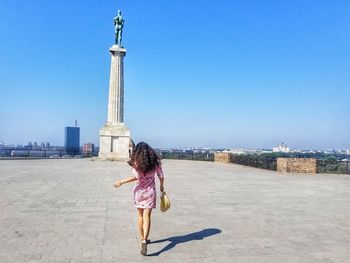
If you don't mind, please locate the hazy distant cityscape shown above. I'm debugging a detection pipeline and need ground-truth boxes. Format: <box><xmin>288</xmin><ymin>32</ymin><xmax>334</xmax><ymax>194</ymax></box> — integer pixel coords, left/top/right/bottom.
<box><xmin>0</xmin><ymin>123</ymin><xmax>97</xmax><ymax>158</ymax></box>
<box><xmin>1</xmin><ymin>121</ymin><xmax>349</xmax><ymax>165</ymax></box>
<box><xmin>2</xmin><ymin>122</ymin><xmax>349</xmax><ymax>175</ymax></box>
<box><xmin>1</xmin><ymin>139</ymin><xmax>349</xmax><ymax>159</ymax></box>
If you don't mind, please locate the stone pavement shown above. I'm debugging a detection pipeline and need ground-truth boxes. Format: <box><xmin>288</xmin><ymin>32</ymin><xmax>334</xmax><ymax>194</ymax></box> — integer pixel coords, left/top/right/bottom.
<box><xmin>0</xmin><ymin>159</ymin><xmax>349</xmax><ymax>263</ymax></box>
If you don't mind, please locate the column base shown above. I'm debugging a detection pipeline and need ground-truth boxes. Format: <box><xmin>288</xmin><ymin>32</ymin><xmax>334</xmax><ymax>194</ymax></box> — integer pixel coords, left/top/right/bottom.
<box><xmin>99</xmin><ymin>123</ymin><xmax>131</xmax><ymax>161</ymax></box>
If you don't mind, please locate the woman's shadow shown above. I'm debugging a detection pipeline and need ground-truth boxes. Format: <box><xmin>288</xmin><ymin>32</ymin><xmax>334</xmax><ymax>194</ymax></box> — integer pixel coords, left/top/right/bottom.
<box><xmin>147</xmin><ymin>228</ymin><xmax>221</xmax><ymax>256</ymax></box>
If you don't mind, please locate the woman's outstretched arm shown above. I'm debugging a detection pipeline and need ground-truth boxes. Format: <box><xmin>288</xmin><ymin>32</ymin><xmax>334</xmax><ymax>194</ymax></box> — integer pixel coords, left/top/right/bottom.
<box><xmin>157</xmin><ymin>166</ymin><xmax>165</xmax><ymax>192</ymax></box>
<box><xmin>159</xmin><ymin>177</ymin><xmax>164</xmax><ymax>192</ymax></box>
<box><xmin>114</xmin><ymin>176</ymin><xmax>137</xmax><ymax>188</ymax></box>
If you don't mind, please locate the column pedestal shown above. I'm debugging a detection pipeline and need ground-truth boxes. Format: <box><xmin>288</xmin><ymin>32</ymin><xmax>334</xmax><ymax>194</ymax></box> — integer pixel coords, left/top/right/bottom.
<box><xmin>99</xmin><ymin>45</ymin><xmax>131</xmax><ymax>160</ymax></box>
<box><xmin>99</xmin><ymin>123</ymin><xmax>130</xmax><ymax>160</ymax></box>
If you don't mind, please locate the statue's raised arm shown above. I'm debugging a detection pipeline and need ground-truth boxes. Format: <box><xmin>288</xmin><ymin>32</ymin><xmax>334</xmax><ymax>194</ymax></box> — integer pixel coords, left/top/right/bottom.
<box><xmin>114</xmin><ymin>10</ymin><xmax>124</xmax><ymax>46</ymax></box>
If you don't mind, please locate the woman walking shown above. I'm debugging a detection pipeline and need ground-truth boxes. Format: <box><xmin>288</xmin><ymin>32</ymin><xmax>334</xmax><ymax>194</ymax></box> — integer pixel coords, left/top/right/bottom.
<box><xmin>114</xmin><ymin>142</ymin><xmax>165</xmax><ymax>256</ymax></box>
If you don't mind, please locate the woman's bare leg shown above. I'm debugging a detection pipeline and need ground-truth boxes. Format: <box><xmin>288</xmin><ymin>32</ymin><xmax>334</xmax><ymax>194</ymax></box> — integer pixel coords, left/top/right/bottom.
<box><xmin>142</xmin><ymin>209</ymin><xmax>152</xmax><ymax>240</ymax></box>
<box><xmin>137</xmin><ymin>208</ymin><xmax>144</xmax><ymax>240</ymax></box>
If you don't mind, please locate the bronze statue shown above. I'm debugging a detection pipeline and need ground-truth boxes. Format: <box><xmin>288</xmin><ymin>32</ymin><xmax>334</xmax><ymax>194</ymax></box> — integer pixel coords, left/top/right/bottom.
<box><xmin>114</xmin><ymin>10</ymin><xmax>124</xmax><ymax>46</ymax></box>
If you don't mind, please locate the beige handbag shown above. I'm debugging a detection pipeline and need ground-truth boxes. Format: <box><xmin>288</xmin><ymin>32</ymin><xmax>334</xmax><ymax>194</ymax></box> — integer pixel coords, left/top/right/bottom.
<box><xmin>160</xmin><ymin>191</ymin><xmax>170</xmax><ymax>212</ymax></box>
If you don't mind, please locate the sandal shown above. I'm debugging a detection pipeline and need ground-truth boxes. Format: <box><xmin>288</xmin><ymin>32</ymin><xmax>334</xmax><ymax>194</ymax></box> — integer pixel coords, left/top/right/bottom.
<box><xmin>141</xmin><ymin>240</ymin><xmax>147</xmax><ymax>256</ymax></box>
<box><xmin>140</xmin><ymin>238</ymin><xmax>150</xmax><ymax>244</ymax></box>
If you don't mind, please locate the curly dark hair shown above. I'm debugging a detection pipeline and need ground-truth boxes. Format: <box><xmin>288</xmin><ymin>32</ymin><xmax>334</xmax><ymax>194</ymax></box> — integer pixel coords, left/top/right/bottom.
<box><xmin>127</xmin><ymin>142</ymin><xmax>161</xmax><ymax>174</ymax></box>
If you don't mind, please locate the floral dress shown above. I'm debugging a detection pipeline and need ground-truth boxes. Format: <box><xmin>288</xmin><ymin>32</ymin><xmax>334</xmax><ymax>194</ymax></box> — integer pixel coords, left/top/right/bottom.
<box><xmin>132</xmin><ymin>165</ymin><xmax>164</xmax><ymax>209</ymax></box>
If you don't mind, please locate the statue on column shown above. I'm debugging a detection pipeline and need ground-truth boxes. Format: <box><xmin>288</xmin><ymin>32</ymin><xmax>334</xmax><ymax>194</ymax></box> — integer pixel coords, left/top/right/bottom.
<box><xmin>114</xmin><ymin>10</ymin><xmax>124</xmax><ymax>46</ymax></box>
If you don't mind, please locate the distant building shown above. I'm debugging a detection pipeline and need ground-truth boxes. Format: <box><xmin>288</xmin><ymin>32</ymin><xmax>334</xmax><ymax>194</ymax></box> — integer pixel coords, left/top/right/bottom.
<box><xmin>222</xmin><ymin>149</ymin><xmax>246</xmax><ymax>155</ymax></box>
<box><xmin>272</xmin><ymin>143</ymin><xmax>290</xmax><ymax>153</ymax></box>
<box><xmin>64</xmin><ymin>127</ymin><xmax>80</xmax><ymax>155</ymax></box>
<box><xmin>156</xmin><ymin>148</ymin><xmax>171</xmax><ymax>154</ymax></box>
<box><xmin>261</xmin><ymin>149</ymin><xmax>273</xmax><ymax>153</ymax></box>
<box><xmin>245</xmin><ymin>149</ymin><xmax>261</xmax><ymax>154</ymax></box>
<box><xmin>45</xmin><ymin>142</ymin><xmax>50</xmax><ymax>148</ymax></box>
<box><xmin>324</xmin><ymin>149</ymin><xmax>336</xmax><ymax>154</ymax></box>
<box><xmin>83</xmin><ymin>143</ymin><xmax>94</xmax><ymax>155</ymax></box>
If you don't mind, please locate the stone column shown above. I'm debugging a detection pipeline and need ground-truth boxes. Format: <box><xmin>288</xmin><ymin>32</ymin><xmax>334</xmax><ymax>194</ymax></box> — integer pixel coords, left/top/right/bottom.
<box><xmin>107</xmin><ymin>45</ymin><xmax>125</xmax><ymax>124</ymax></box>
<box><xmin>99</xmin><ymin>45</ymin><xmax>131</xmax><ymax>160</ymax></box>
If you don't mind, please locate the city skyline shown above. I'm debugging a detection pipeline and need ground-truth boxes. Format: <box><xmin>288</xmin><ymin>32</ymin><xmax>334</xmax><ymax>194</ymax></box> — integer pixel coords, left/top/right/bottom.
<box><xmin>1</xmin><ymin>140</ymin><xmax>349</xmax><ymax>153</ymax></box>
<box><xmin>1</xmin><ymin>1</ymin><xmax>349</xmax><ymax>149</ymax></box>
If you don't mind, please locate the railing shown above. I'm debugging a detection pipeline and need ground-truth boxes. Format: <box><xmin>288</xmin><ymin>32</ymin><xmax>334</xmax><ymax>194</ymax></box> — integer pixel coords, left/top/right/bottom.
<box><xmin>231</xmin><ymin>155</ymin><xmax>277</xmax><ymax>171</ymax></box>
<box><xmin>316</xmin><ymin>159</ymin><xmax>350</xmax><ymax>174</ymax></box>
<box><xmin>2</xmin><ymin>148</ymin><xmax>349</xmax><ymax>174</ymax></box>
<box><xmin>158</xmin><ymin>152</ymin><xmax>214</xmax><ymax>162</ymax></box>
<box><xmin>158</xmin><ymin>152</ymin><xmax>350</xmax><ymax>174</ymax></box>
<box><xmin>0</xmin><ymin>149</ymin><xmax>96</xmax><ymax>158</ymax></box>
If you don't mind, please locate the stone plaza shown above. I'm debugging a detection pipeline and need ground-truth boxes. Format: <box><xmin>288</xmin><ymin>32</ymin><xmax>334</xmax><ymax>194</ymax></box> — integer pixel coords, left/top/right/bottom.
<box><xmin>0</xmin><ymin>159</ymin><xmax>349</xmax><ymax>263</ymax></box>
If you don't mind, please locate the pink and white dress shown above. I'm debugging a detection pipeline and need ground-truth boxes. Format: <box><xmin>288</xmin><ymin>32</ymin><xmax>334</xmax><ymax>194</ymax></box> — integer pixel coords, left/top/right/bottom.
<box><xmin>132</xmin><ymin>165</ymin><xmax>164</xmax><ymax>209</ymax></box>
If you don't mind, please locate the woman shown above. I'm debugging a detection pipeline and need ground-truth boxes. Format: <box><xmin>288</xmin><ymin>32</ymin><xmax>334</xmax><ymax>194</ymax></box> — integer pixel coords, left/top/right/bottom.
<box><xmin>114</xmin><ymin>142</ymin><xmax>165</xmax><ymax>256</ymax></box>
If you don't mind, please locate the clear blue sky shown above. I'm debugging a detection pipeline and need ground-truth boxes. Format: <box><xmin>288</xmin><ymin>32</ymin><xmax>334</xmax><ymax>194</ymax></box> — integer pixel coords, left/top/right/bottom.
<box><xmin>0</xmin><ymin>0</ymin><xmax>349</xmax><ymax>149</ymax></box>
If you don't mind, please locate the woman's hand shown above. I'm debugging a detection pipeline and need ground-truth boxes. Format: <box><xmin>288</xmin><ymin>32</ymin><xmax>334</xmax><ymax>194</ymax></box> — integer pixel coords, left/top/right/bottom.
<box><xmin>114</xmin><ymin>180</ymin><xmax>123</xmax><ymax>188</ymax></box>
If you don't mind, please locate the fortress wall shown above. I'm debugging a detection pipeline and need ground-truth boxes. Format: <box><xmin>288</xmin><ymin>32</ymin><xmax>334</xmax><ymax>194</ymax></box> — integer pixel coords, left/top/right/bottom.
<box><xmin>214</xmin><ymin>153</ymin><xmax>232</xmax><ymax>164</ymax></box>
<box><xmin>277</xmin><ymin>158</ymin><xmax>316</xmax><ymax>174</ymax></box>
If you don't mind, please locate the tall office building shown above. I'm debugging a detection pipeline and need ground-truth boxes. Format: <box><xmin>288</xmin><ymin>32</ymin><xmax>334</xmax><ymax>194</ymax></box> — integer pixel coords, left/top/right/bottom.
<box><xmin>64</xmin><ymin>124</ymin><xmax>80</xmax><ymax>156</ymax></box>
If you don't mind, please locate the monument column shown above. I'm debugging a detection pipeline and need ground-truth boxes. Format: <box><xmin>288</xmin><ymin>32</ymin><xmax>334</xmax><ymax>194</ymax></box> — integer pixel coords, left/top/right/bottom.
<box><xmin>108</xmin><ymin>46</ymin><xmax>126</xmax><ymax>124</ymax></box>
<box><xmin>99</xmin><ymin>10</ymin><xmax>131</xmax><ymax>161</ymax></box>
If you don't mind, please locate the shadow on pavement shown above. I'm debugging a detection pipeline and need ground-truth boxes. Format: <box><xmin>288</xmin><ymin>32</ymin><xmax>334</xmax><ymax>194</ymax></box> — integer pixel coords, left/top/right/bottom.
<box><xmin>147</xmin><ymin>228</ymin><xmax>221</xmax><ymax>256</ymax></box>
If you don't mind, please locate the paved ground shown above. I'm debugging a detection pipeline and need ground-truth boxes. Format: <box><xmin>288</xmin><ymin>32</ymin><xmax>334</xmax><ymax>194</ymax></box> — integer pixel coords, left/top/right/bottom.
<box><xmin>0</xmin><ymin>159</ymin><xmax>349</xmax><ymax>263</ymax></box>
